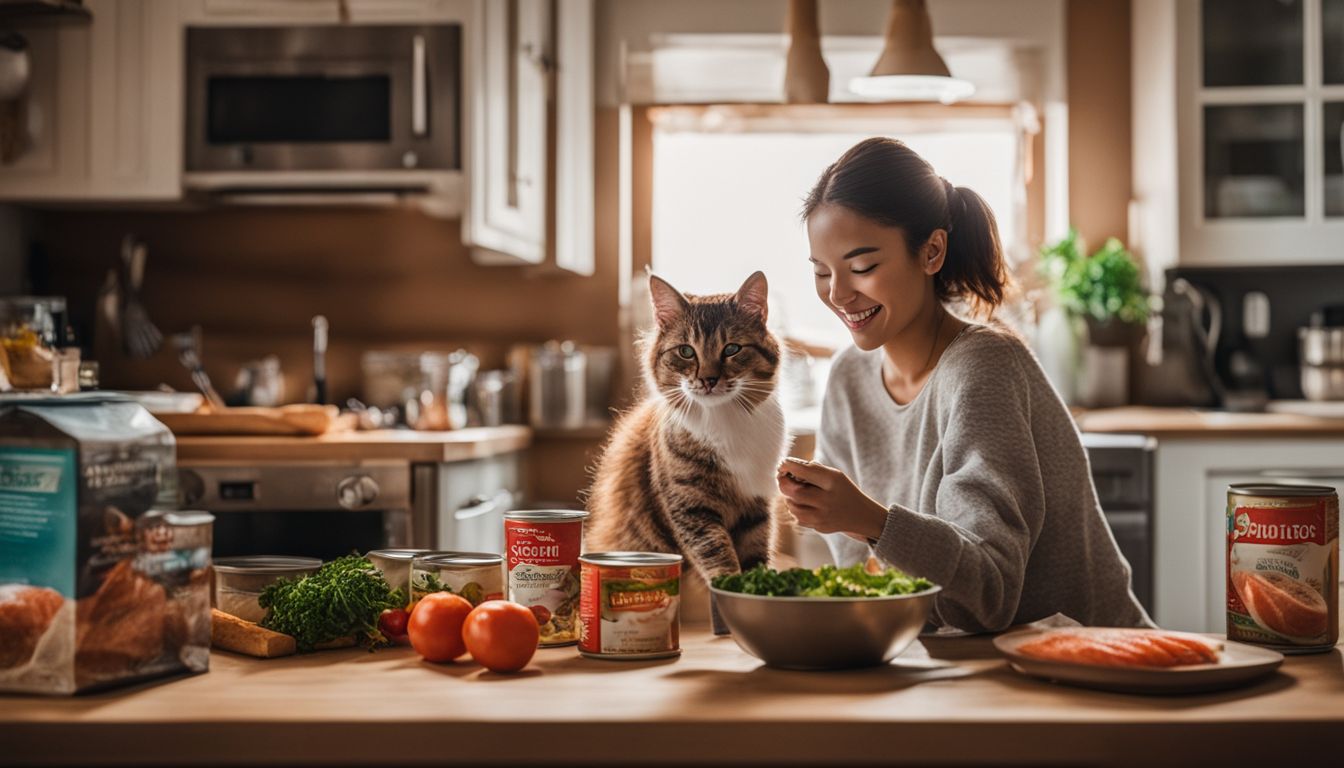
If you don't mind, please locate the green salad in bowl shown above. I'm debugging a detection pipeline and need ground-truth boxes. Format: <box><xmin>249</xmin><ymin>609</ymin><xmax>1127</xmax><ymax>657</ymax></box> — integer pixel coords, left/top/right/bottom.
<box><xmin>711</xmin><ymin>564</ymin><xmax>933</xmax><ymax>598</ymax></box>
<box><xmin>709</xmin><ymin>564</ymin><xmax>940</xmax><ymax>669</ymax></box>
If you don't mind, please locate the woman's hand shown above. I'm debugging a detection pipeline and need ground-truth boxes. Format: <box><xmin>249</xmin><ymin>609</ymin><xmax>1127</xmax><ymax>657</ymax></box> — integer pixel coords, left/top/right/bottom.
<box><xmin>776</xmin><ymin>457</ymin><xmax>888</xmax><ymax>541</ymax></box>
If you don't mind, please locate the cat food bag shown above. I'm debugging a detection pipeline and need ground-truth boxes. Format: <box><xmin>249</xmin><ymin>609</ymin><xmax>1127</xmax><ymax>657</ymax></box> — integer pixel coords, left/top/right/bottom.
<box><xmin>0</xmin><ymin>395</ymin><xmax>212</xmax><ymax>694</ymax></box>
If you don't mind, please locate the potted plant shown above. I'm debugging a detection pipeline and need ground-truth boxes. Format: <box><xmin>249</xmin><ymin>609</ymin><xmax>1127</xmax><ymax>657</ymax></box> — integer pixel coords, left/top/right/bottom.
<box><xmin>1039</xmin><ymin>229</ymin><xmax>1155</xmax><ymax>346</ymax></box>
<box><xmin>1038</xmin><ymin>230</ymin><xmax>1156</xmax><ymax>406</ymax></box>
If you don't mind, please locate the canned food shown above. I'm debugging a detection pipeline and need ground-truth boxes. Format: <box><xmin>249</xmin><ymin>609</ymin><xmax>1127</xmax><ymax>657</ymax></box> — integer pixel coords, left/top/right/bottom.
<box><xmin>504</xmin><ymin>509</ymin><xmax>588</xmax><ymax>646</ymax></box>
<box><xmin>365</xmin><ymin>549</ymin><xmax>434</xmax><ymax>598</ymax></box>
<box><xmin>1227</xmin><ymin>483</ymin><xmax>1339</xmax><ymax>653</ymax></box>
<box><xmin>579</xmin><ymin>552</ymin><xmax>682</xmax><ymax>660</ymax></box>
<box><xmin>212</xmin><ymin>555</ymin><xmax>321</xmax><ymax>623</ymax></box>
<box><xmin>411</xmin><ymin>552</ymin><xmax>504</xmax><ymax>607</ymax></box>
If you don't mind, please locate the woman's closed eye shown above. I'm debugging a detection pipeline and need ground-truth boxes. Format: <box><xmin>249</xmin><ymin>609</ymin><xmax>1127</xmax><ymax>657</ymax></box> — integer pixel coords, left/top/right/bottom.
<box><xmin>850</xmin><ymin>264</ymin><xmax>877</xmax><ymax>275</ymax></box>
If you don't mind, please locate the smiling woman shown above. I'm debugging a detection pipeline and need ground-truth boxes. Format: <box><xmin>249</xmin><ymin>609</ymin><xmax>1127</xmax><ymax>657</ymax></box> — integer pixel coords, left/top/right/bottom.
<box><xmin>781</xmin><ymin>137</ymin><xmax>1152</xmax><ymax>633</ymax></box>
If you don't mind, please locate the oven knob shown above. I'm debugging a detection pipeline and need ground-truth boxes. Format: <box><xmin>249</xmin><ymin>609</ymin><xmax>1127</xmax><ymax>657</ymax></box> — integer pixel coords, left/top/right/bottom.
<box><xmin>230</xmin><ymin>145</ymin><xmax>253</xmax><ymax>167</ymax></box>
<box><xmin>402</xmin><ymin>150</ymin><xmax>418</xmax><ymax>169</ymax></box>
<box><xmin>337</xmin><ymin>476</ymin><xmax>380</xmax><ymax>510</ymax></box>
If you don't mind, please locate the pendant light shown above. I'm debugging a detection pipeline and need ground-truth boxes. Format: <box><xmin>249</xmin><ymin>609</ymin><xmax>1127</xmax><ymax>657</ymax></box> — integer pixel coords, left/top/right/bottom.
<box><xmin>849</xmin><ymin>0</ymin><xmax>974</xmax><ymax>103</ymax></box>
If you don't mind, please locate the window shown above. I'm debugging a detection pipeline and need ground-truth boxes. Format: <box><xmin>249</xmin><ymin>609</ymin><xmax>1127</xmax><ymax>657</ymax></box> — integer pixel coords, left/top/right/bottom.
<box><xmin>649</xmin><ymin>105</ymin><xmax>1033</xmax><ymax>350</ymax></box>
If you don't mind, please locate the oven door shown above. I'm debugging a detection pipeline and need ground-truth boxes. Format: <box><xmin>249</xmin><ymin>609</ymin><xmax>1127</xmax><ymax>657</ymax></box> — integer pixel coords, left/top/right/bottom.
<box><xmin>185</xmin><ymin>25</ymin><xmax>460</xmax><ymax>179</ymax></box>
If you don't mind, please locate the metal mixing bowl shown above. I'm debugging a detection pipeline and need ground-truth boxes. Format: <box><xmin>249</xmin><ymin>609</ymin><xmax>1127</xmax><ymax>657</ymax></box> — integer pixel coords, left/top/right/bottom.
<box><xmin>709</xmin><ymin>585</ymin><xmax>941</xmax><ymax>670</ymax></box>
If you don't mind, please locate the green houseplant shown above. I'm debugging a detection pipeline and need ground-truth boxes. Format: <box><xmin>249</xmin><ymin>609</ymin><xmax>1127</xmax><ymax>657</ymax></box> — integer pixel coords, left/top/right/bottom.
<box><xmin>1039</xmin><ymin>229</ymin><xmax>1154</xmax><ymax>346</ymax></box>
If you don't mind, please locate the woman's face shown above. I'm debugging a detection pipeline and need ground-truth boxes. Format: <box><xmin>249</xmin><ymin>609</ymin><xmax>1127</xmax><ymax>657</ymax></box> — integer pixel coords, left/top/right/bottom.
<box><xmin>806</xmin><ymin>203</ymin><xmax>945</xmax><ymax>351</ymax></box>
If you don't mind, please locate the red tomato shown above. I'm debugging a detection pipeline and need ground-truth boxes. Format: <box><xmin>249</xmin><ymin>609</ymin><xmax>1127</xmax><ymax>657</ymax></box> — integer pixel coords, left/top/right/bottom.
<box><xmin>407</xmin><ymin>593</ymin><xmax>472</xmax><ymax>662</ymax></box>
<box><xmin>463</xmin><ymin>601</ymin><xmax>540</xmax><ymax>673</ymax></box>
<box><xmin>528</xmin><ymin>604</ymin><xmax>551</xmax><ymax>625</ymax></box>
<box><xmin>378</xmin><ymin>608</ymin><xmax>410</xmax><ymax>643</ymax></box>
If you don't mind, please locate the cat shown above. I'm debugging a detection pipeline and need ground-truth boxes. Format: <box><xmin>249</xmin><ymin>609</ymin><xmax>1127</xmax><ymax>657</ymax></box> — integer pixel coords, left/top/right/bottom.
<box><xmin>585</xmin><ymin>271</ymin><xmax>787</xmax><ymax>624</ymax></box>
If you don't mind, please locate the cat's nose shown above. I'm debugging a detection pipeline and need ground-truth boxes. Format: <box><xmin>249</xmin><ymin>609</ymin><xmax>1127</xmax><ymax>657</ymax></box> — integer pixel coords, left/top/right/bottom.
<box><xmin>701</xmin><ymin>376</ymin><xmax>720</xmax><ymax>391</ymax></box>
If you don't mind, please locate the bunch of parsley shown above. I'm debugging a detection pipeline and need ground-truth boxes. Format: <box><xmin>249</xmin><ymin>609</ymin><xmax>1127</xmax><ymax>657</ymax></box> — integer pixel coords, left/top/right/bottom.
<box><xmin>258</xmin><ymin>555</ymin><xmax>406</xmax><ymax>651</ymax></box>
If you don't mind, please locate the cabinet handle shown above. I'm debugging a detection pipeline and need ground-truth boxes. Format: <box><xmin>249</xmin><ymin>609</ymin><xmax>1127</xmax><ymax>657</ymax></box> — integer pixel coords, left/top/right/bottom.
<box><xmin>454</xmin><ymin>490</ymin><xmax>514</xmax><ymax>521</ymax></box>
<box><xmin>411</xmin><ymin>34</ymin><xmax>427</xmax><ymax>138</ymax></box>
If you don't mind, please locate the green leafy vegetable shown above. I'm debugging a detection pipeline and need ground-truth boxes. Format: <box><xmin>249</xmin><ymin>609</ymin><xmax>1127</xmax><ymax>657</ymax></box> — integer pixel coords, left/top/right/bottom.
<box><xmin>259</xmin><ymin>555</ymin><xmax>407</xmax><ymax>651</ymax></box>
<box><xmin>712</xmin><ymin>564</ymin><xmax>933</xmax><ymax>597</ymax></box>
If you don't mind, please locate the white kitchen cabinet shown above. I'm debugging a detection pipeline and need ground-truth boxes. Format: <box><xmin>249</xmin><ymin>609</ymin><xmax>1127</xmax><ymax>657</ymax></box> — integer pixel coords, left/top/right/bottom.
<box><xmin>1133</xmin><ymin>0</ymin><xmax>1344</xmax><ymax>268</ymax></box>
<box><xmin>183</xmin><ymin>0</ymin><xmax>462</xmax><ymax>24</ymax></box>
<box><xmin>0</xmin><ymin>0</ymin><xmax>183</xmax><ymax>202</ymax></box>
<box><xmin>465</xmin><ymin>0</ymin><xmax>594</xmax><ymax>274</ymax></box>
<box><xmin>1152</xmin><ymin>436</ymin><xmax>1344</xmax><ymax>632</ymax></box>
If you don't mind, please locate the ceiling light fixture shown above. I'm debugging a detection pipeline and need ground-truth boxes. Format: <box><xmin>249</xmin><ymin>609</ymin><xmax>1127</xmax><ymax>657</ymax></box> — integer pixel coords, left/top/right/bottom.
<box><xmin>848</xmin><ymin>0</ymin><xmax>974</xmax><ymax>104</ymax></box>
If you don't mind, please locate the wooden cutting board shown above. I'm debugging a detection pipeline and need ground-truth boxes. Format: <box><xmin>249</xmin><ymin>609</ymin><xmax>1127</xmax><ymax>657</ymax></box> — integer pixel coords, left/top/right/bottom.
<box><xmin>154</xmin><ymin>404</ymin><xmax>343</xmax><ymax>436</ymax></box>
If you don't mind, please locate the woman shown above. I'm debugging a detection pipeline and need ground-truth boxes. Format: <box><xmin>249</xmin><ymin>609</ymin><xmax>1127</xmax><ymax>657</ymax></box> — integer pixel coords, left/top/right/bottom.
<box><xmin>778</xmin><ymin>137</ymin><xmax>1150</xmax><ymax>632</ymax></box>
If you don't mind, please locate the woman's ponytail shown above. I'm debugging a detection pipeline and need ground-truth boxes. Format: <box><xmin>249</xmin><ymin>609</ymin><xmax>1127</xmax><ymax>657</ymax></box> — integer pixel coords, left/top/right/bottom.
<box><xmin>939</xmin><ymin>182</ymin><xmax>1006</xmax><ymax>315</ymax></box>
<box><xmin>803</xmin><ymin>137</ymin><xmax>1009</xmax><ymax>316</ymax></box>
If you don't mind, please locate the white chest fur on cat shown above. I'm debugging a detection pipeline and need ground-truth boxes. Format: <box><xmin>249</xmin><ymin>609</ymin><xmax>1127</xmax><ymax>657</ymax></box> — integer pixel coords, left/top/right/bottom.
<box><xmin>672</xmin><ymin>393</ymin><xmax>787</xmax><ymax>501</ymax></box>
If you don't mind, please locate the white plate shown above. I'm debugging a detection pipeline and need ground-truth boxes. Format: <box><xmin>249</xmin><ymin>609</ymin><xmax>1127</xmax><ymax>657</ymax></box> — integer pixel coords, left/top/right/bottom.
<box><xmin>993</xmin><ymin>627</ymin><xmax>1284</xmax><ymax>695</ymax></box>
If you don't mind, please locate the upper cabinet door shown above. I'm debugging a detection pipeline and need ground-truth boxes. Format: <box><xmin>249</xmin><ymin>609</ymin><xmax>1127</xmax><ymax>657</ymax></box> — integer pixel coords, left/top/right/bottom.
<box><xmin>1173</xmin><ymin>0</ymin><xmax>1344</xmax><ymax>265</ymax></box>
<box><xmin>0</xmin><ymin>0</ymin><xmax>183</xmax><ymax>202</ymax></box>
<box><xmin>465</xmin><ymin>0</ymin><xmax>550</xmax><ymax>265</ymax></box>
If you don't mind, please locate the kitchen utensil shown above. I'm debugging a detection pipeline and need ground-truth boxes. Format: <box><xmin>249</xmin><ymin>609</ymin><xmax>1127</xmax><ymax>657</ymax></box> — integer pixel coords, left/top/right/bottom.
<box><xmin>707</xmin><ymin>585</ymin><xmax>940</xmax><ymax>670</ymax></box>
<box><xmin>993</xmin><ymin>628</ymin><xmax>1284</xmax><ymax>695</ymax></box>
<box><xmin>120</xmin><ymin>236</ymin><xmax>163</xmax><ymax>359</ymax></box>
<box><xmin>172</xmin><ymin>327</ymin><xmax>227</xmax><ymax>411</ymax></box>
<box><xmin>528</xmin><ymin>340</ymin><xmax>587</xmax><ymax>429</ymax></box>
<box><xmin>410</xmin><ymin>350</ymin><xmax>477</xmax><ymax>430</ymax></box>
<box><xmin>1298</xmin><ymin>315</ymin><xmax>1344</xmax><ymax>401</ymax></box>
<box><xmin>1171</xmin><ymin>277</ymin><xmax>1225</xmax><ymax>403</ymax></box>
<box><xmin>470</xmin><ymin>369</ymin><xmax>516</xmax><ymax>426</ymax></box>
<box><xmin>231</xmin><ymin>355</ymin><xmax>284</xmax><ymax>407</ymax></box>
<box><xmin>311</xmin><ymin>315</ymin><xmax>328</xmax><ymax>405</ymax></box>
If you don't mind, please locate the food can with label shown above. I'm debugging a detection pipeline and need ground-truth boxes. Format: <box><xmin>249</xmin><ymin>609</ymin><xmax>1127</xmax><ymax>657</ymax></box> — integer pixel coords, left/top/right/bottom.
<box><xmin>579</xmin><ymin>552</ymin><xmax>682</xmax><ymax>660</ymax></box>
<box><xmin>1227</xmin><ymin>483</ymin><xmax>1339</xmax><ymax>653</ymax></box>
<box><xmin>504</xmin><ymin>510</ymin><xmax>588</xmax><ymax>646</ymax></box>
<box><xmin>411</xmin><ymin>551</ymin><xmax>504</xmax><ymax>607</ymax></box>
<box><xmin>365</xmin><ymin>549</ymin><xmax>434</xmax><ymax>599</ymax></box>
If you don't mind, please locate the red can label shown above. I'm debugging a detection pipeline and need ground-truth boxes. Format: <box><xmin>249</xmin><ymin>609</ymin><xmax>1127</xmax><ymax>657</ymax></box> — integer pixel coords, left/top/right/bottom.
<box><xmin>579</xmin><ymin>559</ymin><xmax>680</xmax><ymax>658</ymax></box>
<box><xmin>1227</xmin><ymin>491</ymin><xmax>1339</xmax><ymax>649</ymax></box>
<box><xmin>505</xmin><ymin>518</ymin><xmax>582</xmax><ymax>646</ymax></box>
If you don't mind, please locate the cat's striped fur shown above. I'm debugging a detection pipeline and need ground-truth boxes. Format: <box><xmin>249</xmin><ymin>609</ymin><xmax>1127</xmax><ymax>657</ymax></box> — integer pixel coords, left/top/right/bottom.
<box><xmin>586</xmin><ymin>272</ymin><xmax>787</xmax><ymax>595</ymax></box>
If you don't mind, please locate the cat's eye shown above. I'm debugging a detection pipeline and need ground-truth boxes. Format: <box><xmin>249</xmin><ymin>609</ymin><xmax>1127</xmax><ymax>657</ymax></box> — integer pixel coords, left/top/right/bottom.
<box><xmin>676</xmin><ymin>345</ymin><xmax>696</xmax><ymax>359</ymax></box>
<box><xmin>723</xmin><ymin>344</ymin><xmax>742</xmax><ymax>357</ymax></box>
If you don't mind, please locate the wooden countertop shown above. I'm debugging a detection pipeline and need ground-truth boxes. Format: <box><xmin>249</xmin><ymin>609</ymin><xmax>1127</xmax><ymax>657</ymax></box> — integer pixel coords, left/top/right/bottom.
<box><xmin>4</xmin><ymin>629</ymin><xmax>1340</xmax><ymax>767</ymax></box>
<box><xmin>1076</xmin><ymin>407</ymin><xmax>1344</xmax><ymax>438</ymax></box>
<box><xmin>174</xmin><ymin>425</ymin><xmax>532</xmax><ymax>463</ymax></box>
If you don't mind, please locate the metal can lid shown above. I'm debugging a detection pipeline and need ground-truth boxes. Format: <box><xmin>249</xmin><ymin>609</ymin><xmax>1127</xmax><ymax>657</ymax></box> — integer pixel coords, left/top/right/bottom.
<box><xmin>503</xmin><ymin>509</ymin><xmax>590</xmax><ymax>522</ymax></box>
<box><xmin>580</xmin><ymin>551</ymin><xmax>684</xmax><ymax>567</ymax></box>
<box><xmin>1229</xmin><ymin>483</ymin><xmax>1338</xmax><ymax>497</ymax></box>
<box><xmin>212</xmin><ymin>555</ymin><xmax>322</xmax><ymax>574</ymax></box>
<box><xmin>365</xmin><ymin>548</ymin><xmax>435</xmax><ymax>562</ymax></box>
<box><xmin>164</xmin><ymin>510</ymin><xmax>215</xmax><ymax>527</ymax></box>
<box><xmin>414</xmin><ymin>551</ymin><xmax>504</xmax><ymax>568</ymax></box>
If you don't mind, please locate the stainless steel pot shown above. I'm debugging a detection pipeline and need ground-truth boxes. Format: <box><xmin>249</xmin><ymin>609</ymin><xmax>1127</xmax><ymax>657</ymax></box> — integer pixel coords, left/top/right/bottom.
<box><xmin>1299</xmin><ymin>325</ymin><xmax>1344</xmax><ymax>401</ymax></box>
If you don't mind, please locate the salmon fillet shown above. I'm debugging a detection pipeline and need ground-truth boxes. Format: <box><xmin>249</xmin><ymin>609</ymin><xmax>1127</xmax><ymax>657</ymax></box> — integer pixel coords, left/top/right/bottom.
<box><xmin>1016</xmin><ymin>629</ymin><xmax>1222</xmax><ymax>668</ymax></box>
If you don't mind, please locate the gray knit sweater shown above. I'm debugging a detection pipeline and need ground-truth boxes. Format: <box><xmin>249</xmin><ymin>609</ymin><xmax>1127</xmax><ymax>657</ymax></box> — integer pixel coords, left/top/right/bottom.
<box><xmin>816</xmin><ymin>324</ymin><xmax>1152</xmax><ymax>633</ymax></box>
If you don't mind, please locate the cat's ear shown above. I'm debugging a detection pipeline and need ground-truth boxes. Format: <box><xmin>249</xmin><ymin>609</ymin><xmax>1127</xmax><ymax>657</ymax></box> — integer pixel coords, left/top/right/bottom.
<box><xmin>734</xmin><ymin>271</ymin><xmax>769</xmax><ymax>323</ymax></box>
<box><xmin>648</xmin><ymin>274</ymin><xmax>690</xmax><ymax>329</ymax></box>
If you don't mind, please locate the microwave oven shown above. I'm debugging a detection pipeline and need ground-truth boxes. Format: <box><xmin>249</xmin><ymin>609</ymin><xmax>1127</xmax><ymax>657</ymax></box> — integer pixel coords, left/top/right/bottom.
<box><xmin>183</xmin><ymin>24</ymin><xmax>461</xmax><ymax>199</ymax></box>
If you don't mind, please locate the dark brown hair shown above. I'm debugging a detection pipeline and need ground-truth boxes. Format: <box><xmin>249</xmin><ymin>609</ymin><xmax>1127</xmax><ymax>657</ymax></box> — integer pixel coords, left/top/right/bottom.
<box><xmin>802</xmin><ymin>137</ymin><xmax>1007</xmax><ymax>314</ymax></box>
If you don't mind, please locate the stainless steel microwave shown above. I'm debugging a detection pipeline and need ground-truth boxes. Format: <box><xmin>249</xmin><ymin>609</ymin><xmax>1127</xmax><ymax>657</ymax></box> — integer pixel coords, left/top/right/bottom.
<box><xmin>184</xmin><ymin>24</ymin><xmax>460</xmax><ymax>197</ymax></box>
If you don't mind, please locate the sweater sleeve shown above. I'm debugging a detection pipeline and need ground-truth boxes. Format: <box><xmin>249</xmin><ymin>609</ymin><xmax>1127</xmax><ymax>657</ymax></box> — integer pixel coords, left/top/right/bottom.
<box><xmin>870</xmin><ymin>342</ymin><xmax>1045</xmax><ymax>633</ymax></box>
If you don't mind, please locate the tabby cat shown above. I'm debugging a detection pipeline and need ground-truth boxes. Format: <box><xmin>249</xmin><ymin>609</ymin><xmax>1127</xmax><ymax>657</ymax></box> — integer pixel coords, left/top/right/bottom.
<box><xmin>586</xmin><ymin>271</ymin><xmax>787</xmax><ymax>621</ymax></box>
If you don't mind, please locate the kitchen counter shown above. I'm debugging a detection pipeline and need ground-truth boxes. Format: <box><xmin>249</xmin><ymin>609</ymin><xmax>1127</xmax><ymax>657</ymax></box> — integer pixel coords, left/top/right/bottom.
<box><xmin>4</xmin><ymin>629</ymin><xmax>1340</xmax><ymax>767</ymax></box>
<box><xmin>1075</xmin><ymin>406</ymin><xmax>1344</xmax><ymax>437</ymax></box>
<box><xmin>174</xmin><ymin>425</ymin><xmax>532</xmax><ymax>463</ymax></box>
